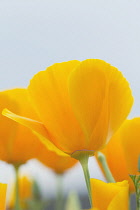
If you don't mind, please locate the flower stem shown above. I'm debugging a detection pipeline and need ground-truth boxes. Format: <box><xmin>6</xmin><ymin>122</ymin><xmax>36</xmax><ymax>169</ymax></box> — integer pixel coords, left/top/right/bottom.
<box><xmin>97</xmin><ymin>152</ymin><xmax>115</xmax><ymax>183</ymax></box>
<box><xmin>14</xmin><ymin>164</ymin><xmax>21</xmax><ymax>210</ymax></box>
<box><xmin>71</xmin><ymin>150</ymin><xmax>94</xmax><ymax>208</ymax></box>
<box><xmin>55</xmin><ymin>174</ymin><xmax>63</xmax><ymax>210</ymax></box>
<box><xmin>79</xmin><ymin>154</ymin><xmax>92</xmax><ymax>207</ymax></box>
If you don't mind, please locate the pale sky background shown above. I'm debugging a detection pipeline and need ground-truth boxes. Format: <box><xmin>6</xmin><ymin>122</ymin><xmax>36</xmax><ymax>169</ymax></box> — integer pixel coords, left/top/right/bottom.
<box><xmin>0</xmin><ymin>0</ymin><xmax>140</xmax><ymax>200</ymax></box>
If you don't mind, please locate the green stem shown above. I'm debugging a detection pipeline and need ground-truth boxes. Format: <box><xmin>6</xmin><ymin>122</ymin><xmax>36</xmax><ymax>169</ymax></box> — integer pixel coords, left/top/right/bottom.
<box><xmin>71</xmin><ymin>150</ymin><xmax>94</xmax><ymax>208</ymax></box>
<box><xmin>97</xmin><ymin>152</ymin><xmax>115</xmax><ymax>183</ymax></box>
<box><xmin>55</xmin><ymin>174</ymin><xmax>63</xmax><ymax>210</ymax></box>
<box><xmin>79</xmin><ymin>154</ymin><xmax>92</xmax><ymax>207</ymax></box>
<box><xmin>14</xmin><ymin>164</ymin><xmax>21</xmax><ymax>210</ymax></box>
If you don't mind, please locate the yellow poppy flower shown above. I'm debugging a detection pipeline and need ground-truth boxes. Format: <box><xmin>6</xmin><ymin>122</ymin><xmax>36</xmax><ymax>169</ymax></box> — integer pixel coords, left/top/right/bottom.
<box><xmin>8</xmin><ymin>175</ymin><xmax>32</xmax><ymax>209</ymax></box>
<box><xmin>3</xmin><ymin>59</ymin><xmax>133</xmax><ymax>155</ymax></box>
<box><xmin>2</xmin><ymin>59</ymin><xmax>133</xmax><ymax>206</ymax></box>
<box><xmin>97</xmin><ymin>118</ymin><xmax>140</xmax><ymax>192</ymax></box>
<box><xmin>0</xmin><ymin>88</ymin><xmax>77</xmax><ymax>173</ymax></box>
<box><xmin>90</xmin><ymin>179</ymin><xmax>129</xmax><ymax>210</ymax></box>
<box><xmin>0</xmin><ymin>183</ymin><xmax>7</xmax><ymax>210</ymax></box>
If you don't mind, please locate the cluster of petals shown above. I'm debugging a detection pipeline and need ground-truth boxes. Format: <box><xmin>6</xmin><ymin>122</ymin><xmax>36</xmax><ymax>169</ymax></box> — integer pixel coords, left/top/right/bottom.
<box><xmin>0</xmin><ymin>58</ymin><xmax>134</xmax><ymax>210</ymax></box>
<box><xmin>3</xmin><ymin>59</ymin><xmax>133</xmax><ymax>157</ymax></box>
<box><xmin>0</xmin><ymin>88</ymin><xmax>76</xmax><ymax>173</ymax></box>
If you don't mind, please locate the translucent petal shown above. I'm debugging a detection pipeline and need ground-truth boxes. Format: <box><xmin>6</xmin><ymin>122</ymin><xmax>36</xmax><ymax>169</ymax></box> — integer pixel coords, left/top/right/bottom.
<box><xmin>2</xmin><ymin>109</ymin><xmax>67</xmax><ymax>157</ymax></box>
<box><xmin>28</xmin><ymin>60</ymin><xmax>86</xmax><ymax>153</ymax></box>
<box><xmin>69</xmin><ymin>59</ymin><xmax>107</xmax><ymax>147</ymax></box>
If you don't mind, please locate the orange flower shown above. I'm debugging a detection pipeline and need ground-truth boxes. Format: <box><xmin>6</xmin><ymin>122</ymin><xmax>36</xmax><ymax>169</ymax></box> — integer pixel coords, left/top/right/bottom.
<box><xmin>0</xmin><ymin>88</ymin><xmax>77</xmax><ymax>173</ymax></box>
<box><xmin>3</xmin><ymin>59</ymin><xmax>133</xmax><ymax>156</ymax></box>
<box><xmin>90</xmin><ymin>179</ymin><xmax>129</xmax><ymax>210</ymax></box>
<box><xmin>97</xmin><ymin>118</ymin><xmax>140</xmax><ymax>192</ymax></box>
<box><xmin>2</xmin><ymin>59</ymin><xmax>133</xmax><ymax>206</ymax></box>
<box><xmin>37</xmin><ymin>147</ymin><xmax>77</xmax><ymax>174</ymax></box>
<box><xmin>0</xmin><ymin>183</ymin><xmax>7</xmax><ymax>210</ymax></box>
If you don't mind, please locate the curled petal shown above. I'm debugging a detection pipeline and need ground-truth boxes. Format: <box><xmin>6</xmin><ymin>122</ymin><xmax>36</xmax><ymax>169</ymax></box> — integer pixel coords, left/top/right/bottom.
<box><xmin>2</xmin><ymin>109</ymin><xmax>67</xmax><ymax>157</ymax></box>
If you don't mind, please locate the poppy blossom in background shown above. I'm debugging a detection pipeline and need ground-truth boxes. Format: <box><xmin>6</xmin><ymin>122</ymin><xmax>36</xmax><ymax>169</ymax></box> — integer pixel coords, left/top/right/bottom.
<box><xmin>0</xmin><ymin>183</ymin><xmax>7</xmax><ymax>210</ymax></box>
<box><xmin>8</xmin><ymin>175</ymin><xmax>32</xmax><ymax>209</ymax></box>
<box><xmin>97</xmin><ymin>118</ymin><xmax>140</xmax><ymax>192</ymax></box>
<box><xmin>0</xmin><ymin>88</ymin><xmax>77</xmax><ymax>173</ymax></box>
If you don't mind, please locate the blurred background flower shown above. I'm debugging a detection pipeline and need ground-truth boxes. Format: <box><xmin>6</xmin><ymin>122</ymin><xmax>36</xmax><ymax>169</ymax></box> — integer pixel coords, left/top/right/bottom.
<box><xmin>8</xmin><ymin>175</ymin><xmax>33</xmax><ymax>209</ymax></box>
<box><xmin>0</xmin><ymin>88</ymin><xmax>77</xmax><ymax>172</ymax></box>
<box><xmin>0</xmin><ymin>88</ymin><xmax>78</xmax><ymax>209</ymax></box>
<box><xmin>0</xmin><ymin>182</ymin><xmax>7</xmax><ymax>210</ymax></box>
<box><xmin>97</xmin><ymin>118</ymin><xmax>140</xmax><ymax>193</ymax></box>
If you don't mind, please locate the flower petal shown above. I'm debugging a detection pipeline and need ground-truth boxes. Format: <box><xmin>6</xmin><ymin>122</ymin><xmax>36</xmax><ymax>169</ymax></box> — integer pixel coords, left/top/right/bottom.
<box><xmin>28</xmin><ymin>60</ymin><xmax>86</xmax><ymax>154</ymax></box>
<box><xmin>104</xmin><ymin>65</ymin><xmax>134</xmax><ymax>139</ymax></box>
<box><xmin>108</xmin><ymin>183</ymin><xmax>129</xmax><ymax>210</ymax></box>
<box><xmin>69</xmin><ymin>59</ymin><xmax>107</xmax><ymax>147</ymax></box>
<box><xmin>2</xmin><ymin>109</ymin><xmax>67</xmax><ymax>157</ymax></box>
<box><xmin>91</xmin><ymin>179</ymin><xmax>129</xmax><ymax>210</ymax></box>
<box><xmin>97</xmin><ymin>128</ymin><xmax>135</xmax><ymax>192</ymax></box>
<box><xmin>120</xmin><ymin>118</ymin><xmax>140</xmax><ymax>175</ymax></box>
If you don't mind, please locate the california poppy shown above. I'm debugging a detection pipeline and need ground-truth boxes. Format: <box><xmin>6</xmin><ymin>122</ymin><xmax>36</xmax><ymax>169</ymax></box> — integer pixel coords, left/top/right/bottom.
<box><xmin>0</xmin><ymin>88</ymin><xmax>77</xmax><ymax>172</ymax></box>
<box><xmin>97</xmin><ymin>118</ymin><xmax>140</xmax><ymax>192</ymax></box>
<box><xmin>3</xmin><ymin>59</ymin><xmax>133</xmax><ymax>206</ymax></box>
<box><xmin>1</xmin><ymin>88</ymin><xmax>77</xmax><ymax>210</ymax></box>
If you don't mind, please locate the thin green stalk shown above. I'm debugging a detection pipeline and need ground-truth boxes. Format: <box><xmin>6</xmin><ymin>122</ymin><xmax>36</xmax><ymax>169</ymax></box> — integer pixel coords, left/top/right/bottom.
<box><xmin>97</xmin><ymin>152</ymin><xmax>115</xmax><ymax>183</ymax></box>
<box><xmin>71</xmin><ymin>151</ymin><xmax>93</xmax><ymax>208</ymax></box>
<box><xmin>55</xmin><ymin>174</ymin><xmax>63</xmax><ymax>210</ymax></box>
<box><xmin>79</xmin><ymin>154</ymin><xmax>92</xmax><ymax>207</ymax></box>
<box><xmin>14</xmin><ymin>164</ymin><xmax>21</xmax><ymax>210</ymax></box>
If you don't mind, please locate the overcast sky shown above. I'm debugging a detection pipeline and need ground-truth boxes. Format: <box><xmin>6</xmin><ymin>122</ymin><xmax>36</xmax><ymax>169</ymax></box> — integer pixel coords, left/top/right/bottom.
<box><xmin>0</xmin><ymin>0</ymin><xmax>140</xmax><ymax>197</ymax></box>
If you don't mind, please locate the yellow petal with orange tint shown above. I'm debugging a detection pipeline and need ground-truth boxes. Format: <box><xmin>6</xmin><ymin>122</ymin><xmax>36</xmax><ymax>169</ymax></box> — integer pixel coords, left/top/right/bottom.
<box><xmin>90</xmin><ymin>209</ymin><xmax>99</xmax><ymax>210</ymax></box>
<box><xmin>108</xmin><ymin>184</ymin><xmax>129</xmax><ymax>210</ymax></box>
<box><xmin>69</xmin><ymin>59</ymin><xmax>133</xmax><ymax>150</ymax></box>
<box><xmin>97</xmin><ymin>128</ymin><xmax>135</xmax><ymax>192</ymax></box>
<box><xmin>2</xmin><ymin>109</ymin><xmax>67</xmax><ymax>157</ymax></box>
<box><xmin>3</xmin><ymin>109</ymin><xmax>47</xmax><ymax>137</ymax></box>
<box><xmin>28</xmin><ymin>60</ymin><xmax>86</xmax><ymax>154</ymax></box>
<box><xmin>103</xmin><ymin>65</ymin><xmax>134</xmax><ymax>140</ymax></box>
<box><xmin>37</xmin><ymin>144</ymin><xmax>77</xmax><ymax>174</ymax></box>
<box><xmin>0</xmin><ymin>183</ymin><xmax>7</xmax><ymax>210</ymax></box>
<box><xmin>69</xmin><ymin>59</ymin><xmax>107</xmax><ymax>146</ymax></box>
<box><xmin>91</xmin><ymin>179</ymin><xmax>129</xmax><ymax>210</ymax></box>
<box><xmin>120</xmin><ymin>118</ymin><xmax>140</xmax><ymax>175</ymax></box>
